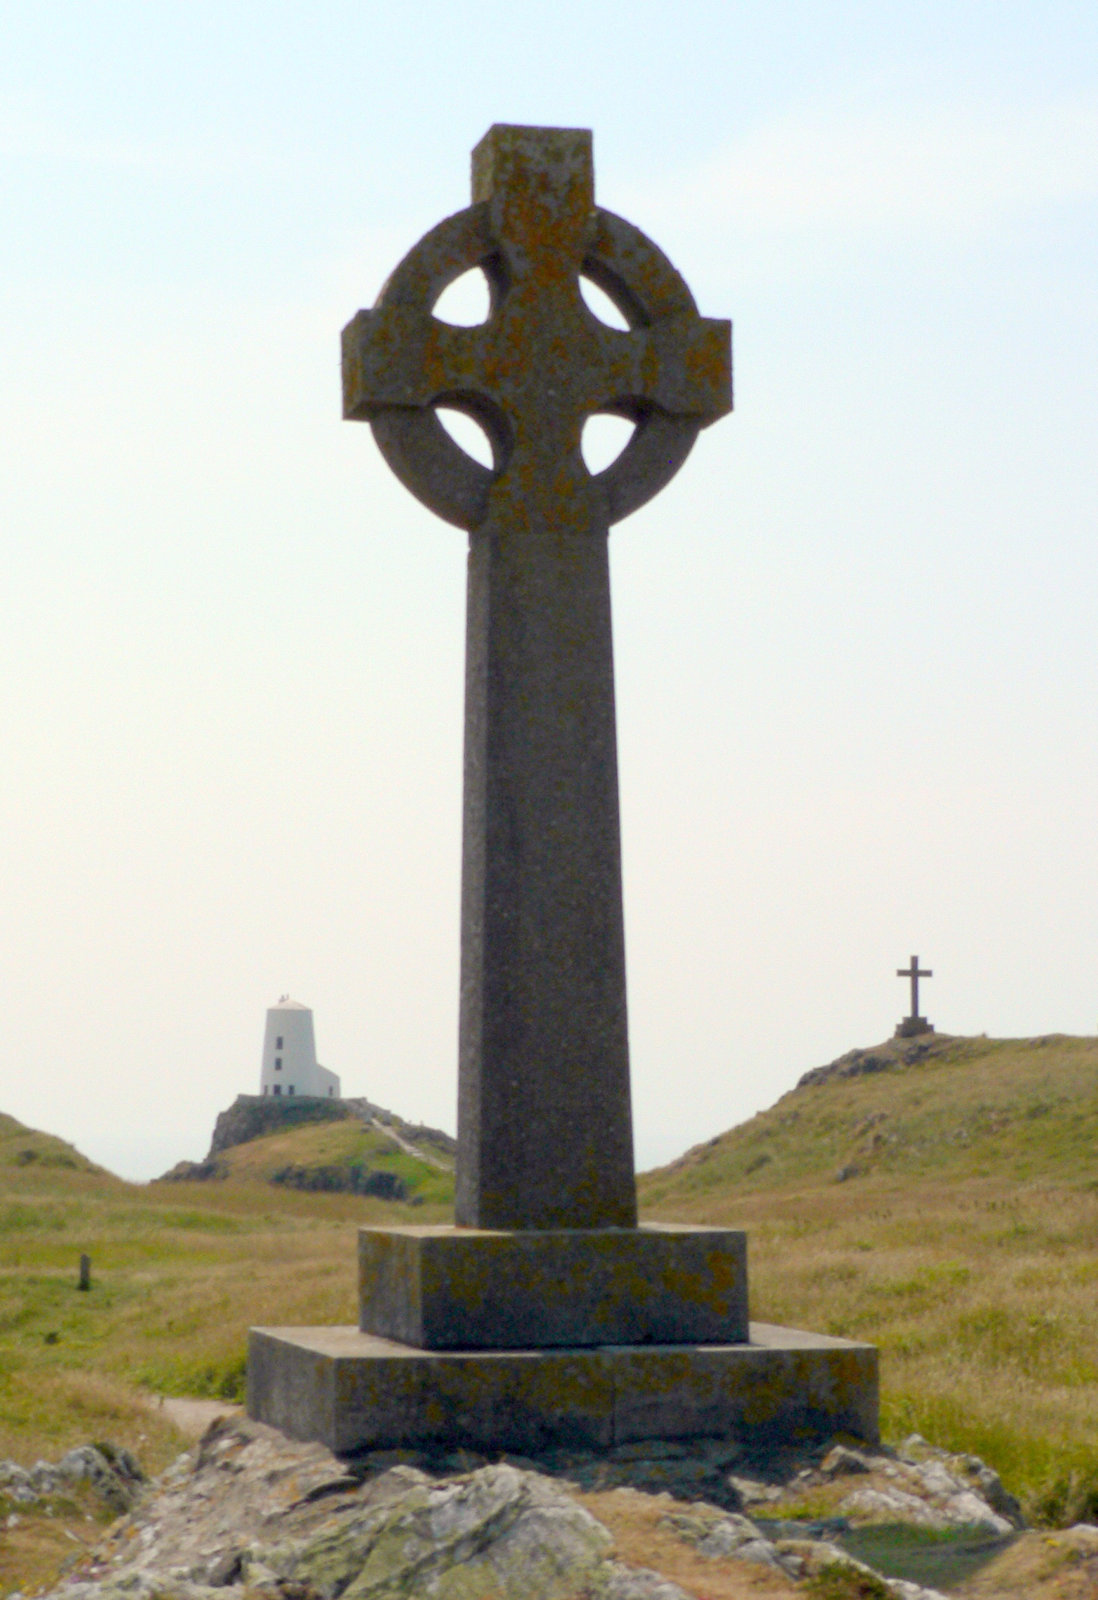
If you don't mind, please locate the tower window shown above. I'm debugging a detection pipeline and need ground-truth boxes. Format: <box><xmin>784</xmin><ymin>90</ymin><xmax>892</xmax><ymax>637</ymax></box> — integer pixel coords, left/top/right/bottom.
<box><xmin>273</xmin><ymin>1085</ymin><xmax>281</xmax><ymax>1097</ymax></box>
<box><xmin>275</xmin><ymin>1059</ymin><xmax>282</xmax><ymax>1070</ymax></box>
<box><xmin>288</xmin><ymin>1085</ymin><xmax>295</xmax><ymax>1096</ymax></box>
<box><xmin>276</xmin><ymin>1036</ymin><xmax>283</xmax><ymax>1048</ymax></box>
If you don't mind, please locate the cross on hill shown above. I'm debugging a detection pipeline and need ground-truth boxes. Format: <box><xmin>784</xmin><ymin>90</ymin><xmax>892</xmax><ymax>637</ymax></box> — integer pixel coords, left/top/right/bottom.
<box><xmin>896</xmin><ymin>955</ymin><xmax>933</xmax><ymax>1037</ymax></box>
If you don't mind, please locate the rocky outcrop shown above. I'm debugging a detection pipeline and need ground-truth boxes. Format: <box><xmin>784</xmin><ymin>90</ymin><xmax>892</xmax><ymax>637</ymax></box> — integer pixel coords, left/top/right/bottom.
<box><xmin>269</xmin><ymin>1162</ymin><xmax>408</xmax><ymax>1199</ymax></box>
<box><xmin>20</xmin><ymin>1415</ymin><xmax>1038</xmax><ymax>1600</ymax></box>
<box><xmin>206</xmin><ymin>1095</ymin><xmax>354</xmax><ymax>1157</ymax></box>
<box><xmin>203</xmin><ymin>1095</ymin><xmax>455</xmax><ymax>1163</ymax></box>
<box><xmin>797</xmin><ymin>1034</ymin><xmax>959</xmax><ymax>1089</ymax></box>
<box><xmin>0</xmin><ymin>1442</ymin><xmax>144</xmax><ymax>1517</ymax></box>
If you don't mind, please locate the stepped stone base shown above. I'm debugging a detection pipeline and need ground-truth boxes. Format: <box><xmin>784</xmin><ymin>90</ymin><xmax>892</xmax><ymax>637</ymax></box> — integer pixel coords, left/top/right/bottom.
<box><xmin>358</xmin><ymin>1224</ymin><xmax>748</xmax><ymax>1349</ymax></box>
<box><xmin>247</xmin><ymin>1323</ymin><xmax>878</xmax><ymax>1456</ymax></box>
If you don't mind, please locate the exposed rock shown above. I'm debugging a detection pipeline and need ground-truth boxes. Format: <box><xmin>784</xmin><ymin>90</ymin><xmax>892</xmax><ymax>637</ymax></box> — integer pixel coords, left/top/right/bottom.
<box><xmin>0</xmin><ymin>1442</ymin><xmax>142</xmax><ymax>1516</ymax></box>
<box><xmin>820</xmin><ymin>1443</ymin><xmax>874</xmax><ymax>1477</ymax></box>
<box><xmin>26</xmin><ymin>1416</ymin><xmax>1032</xmax><ymax>1600</ymax></box>
<box><xmin>37</xmin><ymin>1421</ymin><xmax>684</xmax><ymax>1600</ymax></box>
<box><xmin>603</xmin><ymin>1566</ymin><xmax>693</xmax><ymax>1599</ymax></box>
<box><xmin>798</xmin><ymin>1034</ymin><xmax>959</xmax><ymax>1089</ymax></box>
<box><xmin>159</xmin><ymin>1159</ymin><xmax>228</xmax><ymax>1182</ymax></box>
<box><xmin>264</xmin><ymin>1462</ymin><xmax>613</xmax><ymax>1598</ymax></box>
<box><xmin>206</xmin><ymin>1093</ymin><xmax>353</xmax><ymax>1157</ymax></box>
<box><xmin>663</xmin><ymin>1506</ymin><xmax>802</xmax><ymax>1575</ymax></box>
<box><xmin>205</xmin><ymin>1094</ymin><xmax>455</xmax><ymax>1163</ymax></box>
<box><xmin>269</xmin><ymin>1162</ymin><xmax>408</xmax><ymax>1199</ymax></box>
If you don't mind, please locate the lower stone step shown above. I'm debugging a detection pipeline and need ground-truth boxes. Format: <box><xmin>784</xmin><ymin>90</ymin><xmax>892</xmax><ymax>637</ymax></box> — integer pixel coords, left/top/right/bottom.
<box><xmin>247</xmin><ymin>1322</ymin><xmax>878</xmax><ymax>1455</ymax></box>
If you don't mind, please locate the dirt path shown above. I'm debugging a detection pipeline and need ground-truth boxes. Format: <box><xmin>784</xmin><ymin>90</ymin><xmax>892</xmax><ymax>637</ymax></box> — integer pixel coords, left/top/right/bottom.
<box><xmin>152</xmin><ymin>1397</ymin><xmax>244</xmax><ymax>1439</ymax></box>
<box><xmin>369</xmin><ymin>1116</ymin><xmax>452</xmax><ymax>1171</ymax></box>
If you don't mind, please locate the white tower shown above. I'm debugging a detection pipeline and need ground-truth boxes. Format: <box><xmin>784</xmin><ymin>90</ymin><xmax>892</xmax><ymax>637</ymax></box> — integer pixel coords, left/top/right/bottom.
<box><xmin>259</xmin><ymin>997</ymin><xmax>340</xmax><ymax>1099</ymax></box>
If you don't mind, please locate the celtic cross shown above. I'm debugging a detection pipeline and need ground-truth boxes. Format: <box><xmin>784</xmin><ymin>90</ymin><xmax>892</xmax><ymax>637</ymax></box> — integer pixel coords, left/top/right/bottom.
<box><xmin>343</xmin><ymin>125</ymin><xmax>731</xmax><ymax>1230</ymax></box>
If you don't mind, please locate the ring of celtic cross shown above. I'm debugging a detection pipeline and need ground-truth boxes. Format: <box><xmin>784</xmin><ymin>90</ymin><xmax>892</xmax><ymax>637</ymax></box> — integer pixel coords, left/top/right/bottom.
<box><xmin>342</xmin><ymin>154</ymin><xmax>730</xmax><ymax>532</ymax></box>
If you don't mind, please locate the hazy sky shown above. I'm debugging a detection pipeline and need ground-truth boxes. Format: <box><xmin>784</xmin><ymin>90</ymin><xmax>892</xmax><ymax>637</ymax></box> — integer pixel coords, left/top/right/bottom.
<box><xmin>2</xmin><ymin>2</ymin><xmax>1096</xmax><ymax>1181</ymax></box>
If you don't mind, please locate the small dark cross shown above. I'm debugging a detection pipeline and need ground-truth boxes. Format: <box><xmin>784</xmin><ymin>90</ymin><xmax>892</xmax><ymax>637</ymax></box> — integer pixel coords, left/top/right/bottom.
<box><xmin>343</xmin><ymin>126</ymin><xmax>730</xmax><ymax>1230</ymax></box>
<box><xmin>897</xmin><ymin>956</ymin><xmax>932</xmax><ymax>1020</ymax></box>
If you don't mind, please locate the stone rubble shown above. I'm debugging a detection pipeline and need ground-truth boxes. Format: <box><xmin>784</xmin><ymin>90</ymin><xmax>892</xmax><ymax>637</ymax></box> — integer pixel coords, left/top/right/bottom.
<box><xmin>9</xmin><ymin>1416</ymin><xmax>1031</xmax><ymax>1600</ymax></box>
<box><xmin>0</xmin><ymin>1443</ymin><xmax>144</xmax><ymax>1517</ymax></box>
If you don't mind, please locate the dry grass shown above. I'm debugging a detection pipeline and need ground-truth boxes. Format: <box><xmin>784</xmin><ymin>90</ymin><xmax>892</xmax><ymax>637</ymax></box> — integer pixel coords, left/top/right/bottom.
<box><xmin>0</xmin><ymin>1114</ymin><xmax>454</xmax><ymax>1465</ymax></box>
<box><xmin>4</xmin><ymin>1035</ymin><xmax>1098</xmax><ymax>1592</ymax></box>
<box><xmin>581</xmin><ymin>1486</ymin><xmax>799</xmax><ymax>1597</ymax></box>
<box><xmin>639</xmin><ymin>1035</ymin><xmax>1098</xmax><ymax>1527</ymax></box>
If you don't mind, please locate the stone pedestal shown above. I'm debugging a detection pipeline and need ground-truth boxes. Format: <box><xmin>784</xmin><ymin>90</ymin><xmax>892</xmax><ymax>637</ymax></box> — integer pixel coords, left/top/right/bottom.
<box><xmin>895</xmin><ymin>1017</ymin><xmax>934</xmax><ymax>1038</ymax></box>
<box><xmin>248</xmin><ymin>1222</ymin><xmax>879</xmax><ymax>1454</ymax></box>
<box><xmin>248</xmin><ymin>1322</ymin><xmax>878</xmax><ymax>1456</ymax></box>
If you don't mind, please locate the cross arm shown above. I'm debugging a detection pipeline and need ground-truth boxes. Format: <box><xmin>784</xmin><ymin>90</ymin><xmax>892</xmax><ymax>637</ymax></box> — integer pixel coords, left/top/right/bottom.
<box><xmin>342</xmin><ymin>307</ymin><xmax>484</xmax><ymax>419</ymax></box>
<box><xmin>583</xmin><ymin>209</ymin><xmax>731</xmax><ymax>427</ymax></box>
<box><xmin>343</xmin><ymin>204</ymin><xmax>497</xmax><ymax>422</ymax></box>
<box><xmin>598</xmin><ymin>315</ymin><xmax>731</xmax><ymax>425</ymax></box>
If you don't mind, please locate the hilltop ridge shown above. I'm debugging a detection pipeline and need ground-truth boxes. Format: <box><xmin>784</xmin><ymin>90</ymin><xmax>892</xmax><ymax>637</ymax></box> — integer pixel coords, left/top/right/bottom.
<box><xmin>0</xmin><ymin>1110</ymin><xmax>111</xmax><ymax>1181</ymax></box>
<box><xmin>640</xmin><ymin>1031</ymin><xmax>1098</xmax><ymax>1207</ymax></box>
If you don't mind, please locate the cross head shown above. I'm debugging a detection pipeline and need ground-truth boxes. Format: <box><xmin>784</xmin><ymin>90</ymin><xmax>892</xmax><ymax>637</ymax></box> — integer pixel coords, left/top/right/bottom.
<box><xmin>342</xmin><ymin>124</ymin><xmax>731</xmax><ymax>533</ymax></box>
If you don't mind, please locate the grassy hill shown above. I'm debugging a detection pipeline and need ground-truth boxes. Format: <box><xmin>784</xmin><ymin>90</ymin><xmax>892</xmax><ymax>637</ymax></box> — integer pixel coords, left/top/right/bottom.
<box><xmin>0</xmin><ymin>1106</ymin><xmax>453</xmax><ymax>1478</ymax></box>
<box><xmin>0</xmin><ymin>1111</ymin><xmax>108</xmax><ymax>1179</ymax></box>
<box><xmin>639</xmin><ymin>1032</ymin><xmax>1098</xmax><ymax>1525</ymax></box>
<box><xmin>4</xmin><ymin>1032</ymin><xmax>1098</xmax><ymax>1539</ymax></box>
<box><xmin>641</xmin><ymin>1032</ymin><xmax>1098</xmax><ymax>1201</ymax></box>
<box><xmin>166</xmin><ymin>1111</ymin><xmax>454</xmax><ymax>1205</ymax></box>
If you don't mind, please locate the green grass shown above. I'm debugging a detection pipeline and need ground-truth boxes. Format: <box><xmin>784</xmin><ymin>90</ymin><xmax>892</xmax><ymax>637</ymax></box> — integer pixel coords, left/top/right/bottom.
<box><xmin>209</xmin><ymin>1117</ymin><xmax>454</xmax><ymax>1205</ymax></box>
<box><xmin>5</xmin><ymin>1033</ymin><xmax>1098</xmax><ymax>1544</ymax></box>
<box><xmin>642</xmin><ymin>1034</ymin><xmax>1098</xmax><ymax>1202</ymax></box>
<box><xmin>639</xmin><ymin>1034</ymin><xmax>1098</xmax><ymax>1528</ymax></box>
<box><xmin>0</xmin><ymin>1110</ymin><xmax>454</xmax><ymax>1469</ymax></box>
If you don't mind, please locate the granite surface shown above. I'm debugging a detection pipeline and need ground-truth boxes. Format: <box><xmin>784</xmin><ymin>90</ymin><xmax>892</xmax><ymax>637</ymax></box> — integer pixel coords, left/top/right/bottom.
<box><xmin>357</xmin><ymin>1223</ymin><xmax>749</xmax><ymax>1349</ymax></box>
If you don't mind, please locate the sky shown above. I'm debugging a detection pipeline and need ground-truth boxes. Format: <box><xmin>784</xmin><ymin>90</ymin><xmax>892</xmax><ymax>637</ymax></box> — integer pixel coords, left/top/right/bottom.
<box><xmin>1</xmin><ymin>2</ymin><xmax>1096</xmax><ymax>1182</ymax></box>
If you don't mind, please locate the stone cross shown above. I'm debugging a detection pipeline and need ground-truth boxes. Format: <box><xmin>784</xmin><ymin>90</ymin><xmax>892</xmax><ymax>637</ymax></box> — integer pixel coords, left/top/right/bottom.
<box><xmin>897</xmin><ymin>956</ymin><xmax>932</xmax><ymax>1020</ymax></box>
<box><xmin>343</xmin><ymin>125</ymin><xmax>731</xmax><ymax>1230</ymax></box>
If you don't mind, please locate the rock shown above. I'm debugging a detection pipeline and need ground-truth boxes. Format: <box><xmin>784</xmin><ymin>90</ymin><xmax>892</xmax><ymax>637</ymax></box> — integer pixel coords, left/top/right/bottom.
<box><xmin>29</xmin><ymin>1461</ymin><xmax>62</xmax><ymax>1494</ymax></box>
<box><xmin>954</xmin><ymin>1453</ymin><xmax>1024</xmax><ymax>1526</ymax></box>
<box><xmin>57</xmin><ymin>1444</ymin><xmax>140</xmax><ymax>1513</ymax></box>
<box><xmin>203</xmin><ymin>1549</ymin><xmax>245</xmax><ymax>1586</ymax></box>
<box><xmin>202</xmin><ymin>1094</ymin><xmax>454</xmax><ymax>1163</ymax></box>
<box><xmin>267</xmin><ymin>1463</ymin><xmax>614</xmax><ymax>1599</ymax></box>
<box><xmin>28</xmin><ymin>1418</ymin><xmax>1027</xmax><ymax>1600</ymax></box>
<box><xmin>663</xmin><ymin>1506</ymin><xmax>803</xmax><ymax>1578</ymax></box>
<box><xmin>942</xmin><ymin>1489</ymin><xmax>1013</xmax><ymax>1536</ymax></box>
<box><xmin>821</xmin><ymin>1443</ymin><xmax>874</xmax><ymax>1477</ymax></box>
<box><xmin>841</xmin><ymin>1485</ymin><xmax>950</xmax><ymax>1527</ymax></box>
<box><xmin>726</xmin><ymin>1472</ymin><xmax>784</xmax><ymax>1503</ymax></box>
<box><xmin>912</xmin><ymin>1458</ymin><xmax>962</xmax><ymax>1497</ymax></box>
<box><xmin>603</xmin><ymin>1565</ymin><xmax>694</xmax><ymax>1600</ymax></box>
<box><xmin>0</xmin><ymin>1444</ymin><xmax>138</xmax><ymax>1515</ymax></box>
<box><xmin>692</xmin><ymin>1437</ymin><xmax>744</xmax><ymax>1468</ymax></box>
